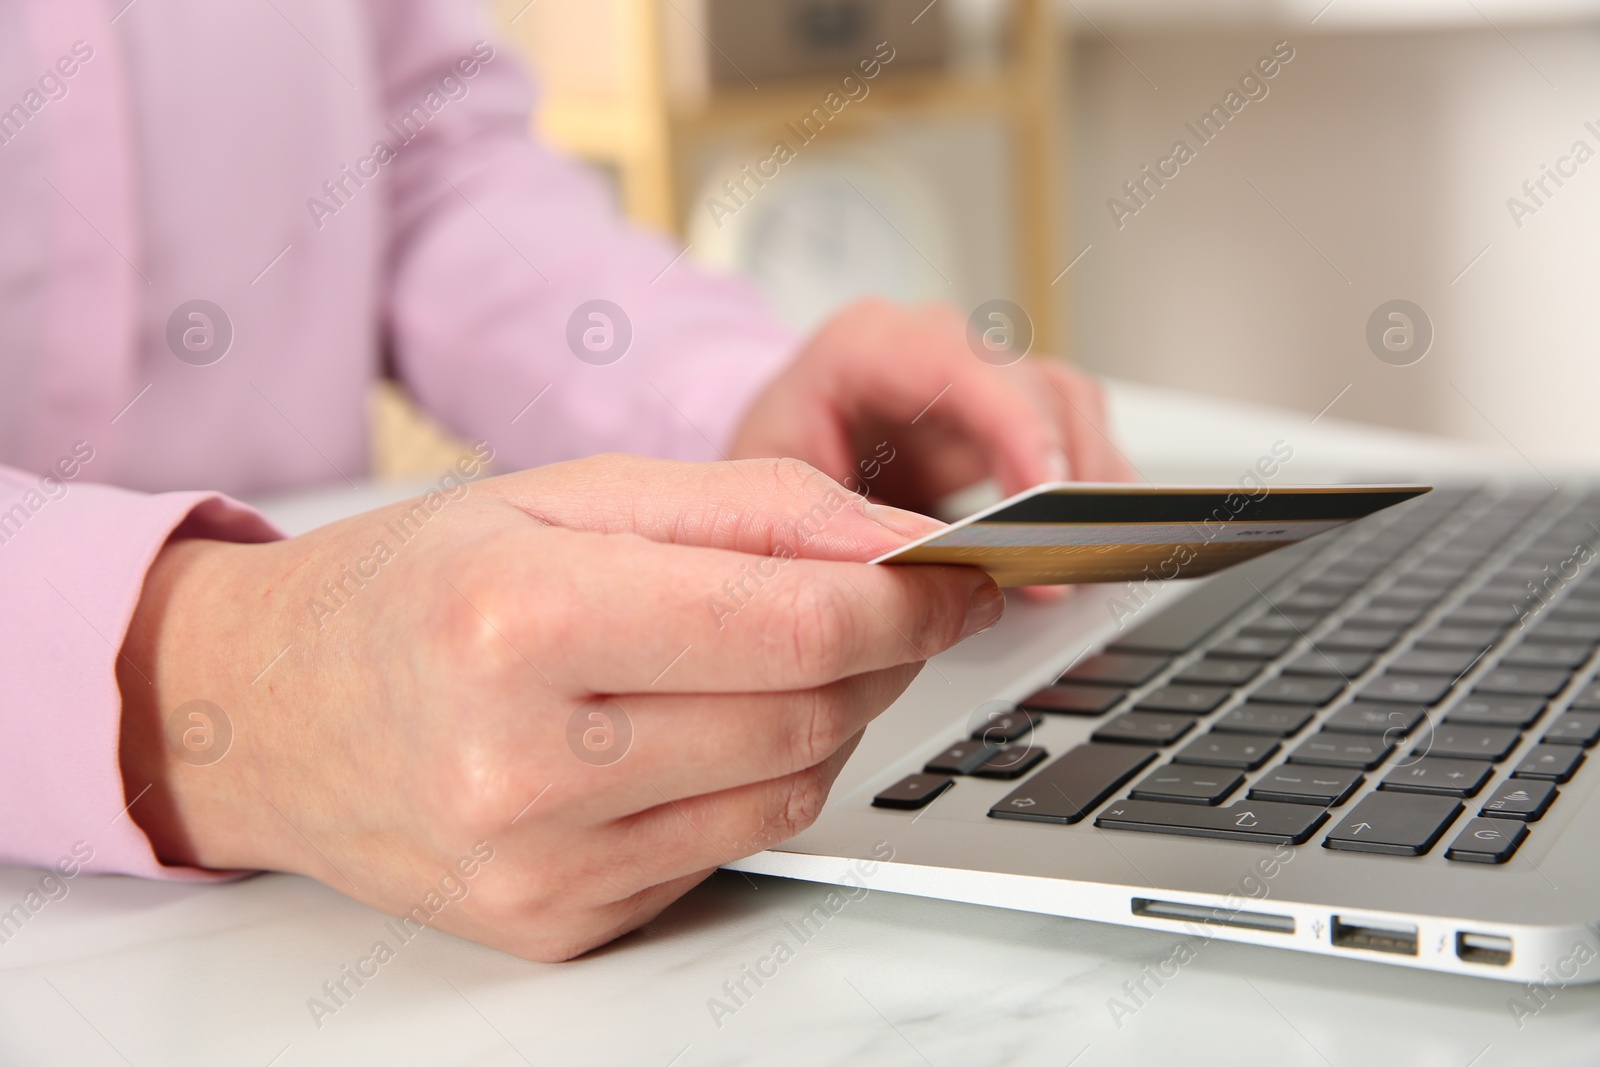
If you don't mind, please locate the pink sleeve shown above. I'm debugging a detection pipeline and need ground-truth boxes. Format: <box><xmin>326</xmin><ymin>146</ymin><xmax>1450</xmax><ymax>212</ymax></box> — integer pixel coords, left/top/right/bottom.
<box><xmin>367</xmin><ymin>0</ymin><xmax>798</xmax><ymax>468</ymax></box>
<box><xmin>0</xmin><ymin>463</ymin><xmax>281</xmax><ymax>880</ymax></box>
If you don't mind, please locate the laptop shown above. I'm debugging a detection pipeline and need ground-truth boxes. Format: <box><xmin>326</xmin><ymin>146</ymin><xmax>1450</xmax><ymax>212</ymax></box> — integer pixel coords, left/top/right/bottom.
<box><xmin>726</xmin><ymin>483</ymin><xmax>1600</xmax><ymax>984</ymax></box>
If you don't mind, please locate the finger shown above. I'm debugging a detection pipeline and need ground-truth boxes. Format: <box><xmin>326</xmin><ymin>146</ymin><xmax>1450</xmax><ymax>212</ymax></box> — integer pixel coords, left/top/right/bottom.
<box><xmin>465</xmin><ymin>524</ymin><xmax>1003</xmax><ymax>693</ymax></box>
<box><xmin>1038</xmin><ymin>363</ymin><xmax>1139</xmax><ymax>484</ymax></box>
<box><xmin>605</xmin><ymin>729</ymin><xmax>866</xmax><ymax>887</ymax></box>
<box><xmin>551</xmin><ymin>664</ymin><xmax>921</xmax><ymax>816</ymax></box>
<box><xmin>487</xmin><ymin>454</ymin><xmax>946</xmax><ymax>558</ymax></box>
<box><xmin>786</xmin><ymin>301</ymin><xmax>1070</xmax><ymax>497</ymax></box>
<box><xmin>896</xmin><ymin>311</ymin><xmax>1068</xmax><ymax>496</ymax></box>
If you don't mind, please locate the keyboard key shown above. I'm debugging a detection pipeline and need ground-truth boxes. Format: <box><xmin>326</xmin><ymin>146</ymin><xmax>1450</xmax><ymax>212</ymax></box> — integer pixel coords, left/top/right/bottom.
<box><xmin>1019</xmin><ymin>684</ymin><xmax>1123</xmax><ymax>716</ymax></box>
<box><xmin>1445</xmin><ymin>695</ymin><xmax>1547</xmax><ymax>728</ymax></box>
<box><xmin>1173</xmin><ymin>732</ymin><xmax>1280</xmax><ymax>770</ymax></box>
<box><xmin>1174</xmin><ymin>658</ymin><xmax>1264</xmax><ymax>686</ymax></box>
<box><xmin>1414</xmin><ymin>725</ymin><xmax>1522</xmax><ymax>762</ymax></box>
<box><xmin>1372</xmin><ymin>586</ymin><xmax>1444</xmax><ymax>606</ymax></box>
<box><xmin>1250</xmin><ymin>676</ymin><xmax>1345</xmax><ymax>706</ymax></box>
<box><xmin>1289</xmin><ymin>732</ymin><xmax>1395</xmax><ymax>770</ymax></box>
<box><xmin>1464</xmin><ymin>590</ymin><xmax>1523</xmax><ymax>608</ymax></box>
<box><xmin>1130</xmin><ymin>764</ymin><xmax>1244</xmax><ymax>805</ymax></box>
<box><xmin>1301</xmin><ymin>575</ymin><xmax>1368</xmax><ymax>593</ymax></box>
<box><xmin>1444</xmin><ymin>818</ymin><xmax>1528</xmax><ymax>864</ymax></box>
<box><xmin>873</xmin><ymin>773</ymin><xmax>954</xmax><ymax>810</ymax></box>
<box><xmin>970</xmin><ymin>709</ymin><xmax>1042</xmax><ymax>744</ymax></box>
<box><xmin>1249</xmin><ymin>766</ymin><xmax>1364</xmax><ymax>806</ymax></box>
<box><xmin>1525</xmin><ymin>620</ymin><xmax>1600</xmax><ymax>645</ymax></box>
<box><xmin>1414</xmin><ymin>625</ymin><xmax>1502</xmax><ymax>651</ymax></box>
<box><xmin>1323</xmin><ymin>702</ymin><xmax>1428</xmax><ymax>736</ymax></box>
<box><xmin>1210</xmin><ymin>635</ymin><xmax>1295</xmax><ymax>660</ymax></box>
<box><xmin>1479</xmin><ymin>779</ymin><xmax>1558</xmax><ymax>821</ymax></box>
<box><xmin>1058</xmin><ymin>652</ymin><xmax>1170</xmax><ymax>688</ymax></box>
<box><xmin>1550</xmin><ymin>600</ymin><xmax>1600</xmax><ymax>621</ymax></box>
<box><xmin>1475</xmin><ymin>668</ymin><xmax>1572</xmax><ymax>697</ymax></box>
<box><xmin>1357</xmin><ymin>673</ymin><xmax>1455</xmax><ymax>705</ymax></box>
<box><xmin>1569</xmin><ymin>681</ymin><xmax>1600</xmax><ymax>710</ymax></box>
<box><xmin>1512</xmin><ymin>744</ymin><xmax>1586</xmax><ymax>782</ymax></box>
<box><xmin>1323</xmin><ymin>792</ymin><xmax>1463</xmax><ymax>856</ymax></box>
<box><xmin>1349</xmin><ymin>605</ymin><xmax>1430</xmax><ymax>629</ymax></box>
<box><xmin>1214</xmin><ymin>703</ymin><xmax>1316</xmax><ymax>737</ymax></box>
<box><xmin>1280</xmin><ymin>590</ymin><xmax>1345</xmax><ymax>613</ymax></box>
<box><xmin>1389</xmin><ymin>648</ymin><xmax>1482</xmax><ymax>675</ymax></box>
<box><xmin>989</xmin><ymin>744</ymin><xmax>1157</xmax><ymax>824</ymax></box>
<box><xmin>1281</xmin><ymin>650</ymin><xmax>1376</xmax><ymax>677</ymax></box>
<box><xmin>971</xmin><ymin>745</ymin><xmax>1048</xmax><ymax>780</ymax></box>
<box><xmin>1135</xmin><ymin>684</ymin><xmax>1232</xmax><ymax>715</ymax></box>
<box><xmin>1544</xmin><ymin>711</ymin><xmax>1600</xmax><ymax>747</ymax></box>
<box><xmin>1316</xmin><ymin>628</ymin><xmax>1403</xmax><ymax>652</ymax></box>
<box><xmin>925</xmin><ymin>740</ymin><xmax>1001</xmax><ymax>775</ymax></box>
<box><xmin>1239</xmin><ymin>613</ymin><xmax>1321</xmax><ymax>637</ymax></box>
<box><xmin>1096</xmin><ymin>799</ymin><xmax>1329</xmax><ymax>844</ymax></box>
<box><xmin>1442</xmin><ymin>604</ymin><xmax>1520</xmax><ymax>626</ymax></box>
<box><xmin>1093</xmin><ymin>712</ymin><xmax>1196</xmax><ymax>746</ymax></box>
<box><xmin>1379</xmin><ymin>757</ymin><xmax>1493</xmax><ymax>797</ymax></box>
<box><xmin>1109</xmin><ymin>571</ymin><xmax>1267</xmax><ymax>655</ymax></box>
<box><xmin>1404</xmin><ymin>565</ymin><xmax>1469</xmax><ymax>583</ymax></box>
<box><xmin>1502</xmin><ymin>643</ymin><xmax>1592</xmax><ymax>669</ymax></box>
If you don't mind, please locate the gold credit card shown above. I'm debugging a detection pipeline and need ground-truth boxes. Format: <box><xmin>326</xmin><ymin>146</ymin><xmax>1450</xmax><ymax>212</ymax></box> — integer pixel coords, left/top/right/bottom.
<box><xmin>873</xmin><ymin>483</ymin><xmax>1432</xmax><ymax>587</ymax></box>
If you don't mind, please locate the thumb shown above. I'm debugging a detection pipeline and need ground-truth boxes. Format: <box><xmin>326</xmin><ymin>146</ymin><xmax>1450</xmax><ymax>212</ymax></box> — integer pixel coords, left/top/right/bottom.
<box><xmin>488</xmin><ymin>454</ymin><xmax>946</xmax><ymax>561</ymax></box>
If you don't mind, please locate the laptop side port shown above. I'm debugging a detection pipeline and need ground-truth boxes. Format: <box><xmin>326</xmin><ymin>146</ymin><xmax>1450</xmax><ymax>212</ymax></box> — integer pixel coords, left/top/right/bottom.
<box><xmin>1330</xmin><ymin>915</ymin><xmax>1419</xmax><ymax>956</ymax></box>
<box><xmin>1132</xmin><ymin>898</ymin><xmax>1295</xmax><ymax>934</ymax></box>
<box><xmin>1456</xmin><ymin>932</ymin><xmax>1514</xmax><ymax>967</ymax></box>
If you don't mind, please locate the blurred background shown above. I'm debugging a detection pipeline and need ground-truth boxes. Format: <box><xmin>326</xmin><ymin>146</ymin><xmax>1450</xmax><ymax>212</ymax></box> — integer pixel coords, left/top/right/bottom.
<box><xmin>380</xmin><ymin>0</ymin><xmax>1600</xmax><ymax>476</ymax></box>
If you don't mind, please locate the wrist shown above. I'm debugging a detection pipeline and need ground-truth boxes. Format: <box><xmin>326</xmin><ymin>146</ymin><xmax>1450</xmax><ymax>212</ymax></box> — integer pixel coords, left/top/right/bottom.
<box><xmin>117</xmin><ymin>535</ymin><xmax>285</xmax><ymax>872</ymax></box>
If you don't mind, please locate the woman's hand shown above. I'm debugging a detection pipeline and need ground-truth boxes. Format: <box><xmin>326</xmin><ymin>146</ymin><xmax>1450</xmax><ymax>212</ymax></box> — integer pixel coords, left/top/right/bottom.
<box><xmin>731</xmin><ymin>298</ymin><xmax>1134</xmax><ymax>515</ymax></box>
<box><xmin>116</xmin><ymin>456</ymin><xmax>1002</xmax><ymax>961</ymax></box>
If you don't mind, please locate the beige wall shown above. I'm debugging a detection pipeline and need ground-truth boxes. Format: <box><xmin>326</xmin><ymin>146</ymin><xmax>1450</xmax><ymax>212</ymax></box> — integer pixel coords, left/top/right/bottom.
<box><xmin>1067</xmin><ymin>25</ymin><xmax>1600</xmax><ymax>465</ymax></box>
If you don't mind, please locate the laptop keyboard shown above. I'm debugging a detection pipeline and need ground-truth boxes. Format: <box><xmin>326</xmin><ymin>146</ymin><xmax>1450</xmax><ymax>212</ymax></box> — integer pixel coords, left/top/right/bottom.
<box><xmin>872</xmin><ymin>485</ymin><xmax>1600</xmax><ymax>865</ymax></box>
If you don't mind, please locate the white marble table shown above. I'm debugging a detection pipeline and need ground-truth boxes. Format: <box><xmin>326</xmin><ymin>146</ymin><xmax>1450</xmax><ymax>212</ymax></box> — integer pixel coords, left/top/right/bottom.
<box><xmin>5</xmin><ymin>382</ymin><xmax>1597</xmax><ymax>1067</ymax></box>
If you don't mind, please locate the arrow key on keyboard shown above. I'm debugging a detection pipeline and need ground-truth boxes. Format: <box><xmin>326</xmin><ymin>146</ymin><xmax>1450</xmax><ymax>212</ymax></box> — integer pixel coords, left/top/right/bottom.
<box><xmin>1324</xmin><ymin>792</ymin><xmax>1463</xmax><ymax>856</ymax></box>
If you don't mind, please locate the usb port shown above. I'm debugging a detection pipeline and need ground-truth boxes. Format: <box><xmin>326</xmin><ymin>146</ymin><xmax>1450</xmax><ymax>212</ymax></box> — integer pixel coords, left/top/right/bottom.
<box><xmin>1456</xmin><ymin>931</ymin><xmax>1513</xmax><ymax>967</ymax></box>
<box><xmin>1330</xmin><ymin>915</ymin><xmax>1418</xmax><ymax>956</ymax></box>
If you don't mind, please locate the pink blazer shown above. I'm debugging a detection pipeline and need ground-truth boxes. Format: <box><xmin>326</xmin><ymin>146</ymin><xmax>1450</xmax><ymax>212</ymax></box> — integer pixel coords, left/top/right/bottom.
<box><xmin>0</xmin><ymin>0</ymin><xmax>795</xmax><ymax>879</ymax></box>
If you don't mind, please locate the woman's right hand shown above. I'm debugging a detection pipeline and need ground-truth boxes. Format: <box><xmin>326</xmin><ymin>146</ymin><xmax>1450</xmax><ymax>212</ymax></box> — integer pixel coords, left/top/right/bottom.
<box><xmin>116</xmin><ymin>455</ymin><xmax>1004</xmax><ymax>961</ymax></box>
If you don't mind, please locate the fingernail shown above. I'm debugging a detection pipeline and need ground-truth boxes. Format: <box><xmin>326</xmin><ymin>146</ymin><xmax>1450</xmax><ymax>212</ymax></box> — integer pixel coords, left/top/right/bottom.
<box><xmin>863</xmin><ymin>501</ymin><xmax>946</xmax><ymax>539</ymax></box>
<box><xmin>1045</xmin><ymin>449</ymin><xmax>1070</xmax><ymax>483</ymax></box>
<box><xmin>961</xmin><ymin>582</ymin><xmax>1006</xmax><ymax>639</ymax></box>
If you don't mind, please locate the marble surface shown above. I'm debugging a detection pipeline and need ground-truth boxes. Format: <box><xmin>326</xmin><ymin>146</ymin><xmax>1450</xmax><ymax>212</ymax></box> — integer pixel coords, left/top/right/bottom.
<box><xmin>5</xmin><ymin>381</ymin><xmax>1596</xmax><ymax>1067</ymax></box>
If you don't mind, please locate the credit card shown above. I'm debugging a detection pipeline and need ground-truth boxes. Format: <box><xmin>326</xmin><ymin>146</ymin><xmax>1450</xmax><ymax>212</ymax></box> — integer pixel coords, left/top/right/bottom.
<box><xmin>873</xmin><ymin>483</ymin><xmax>1431</xmax><ymax>586</ymax></box>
